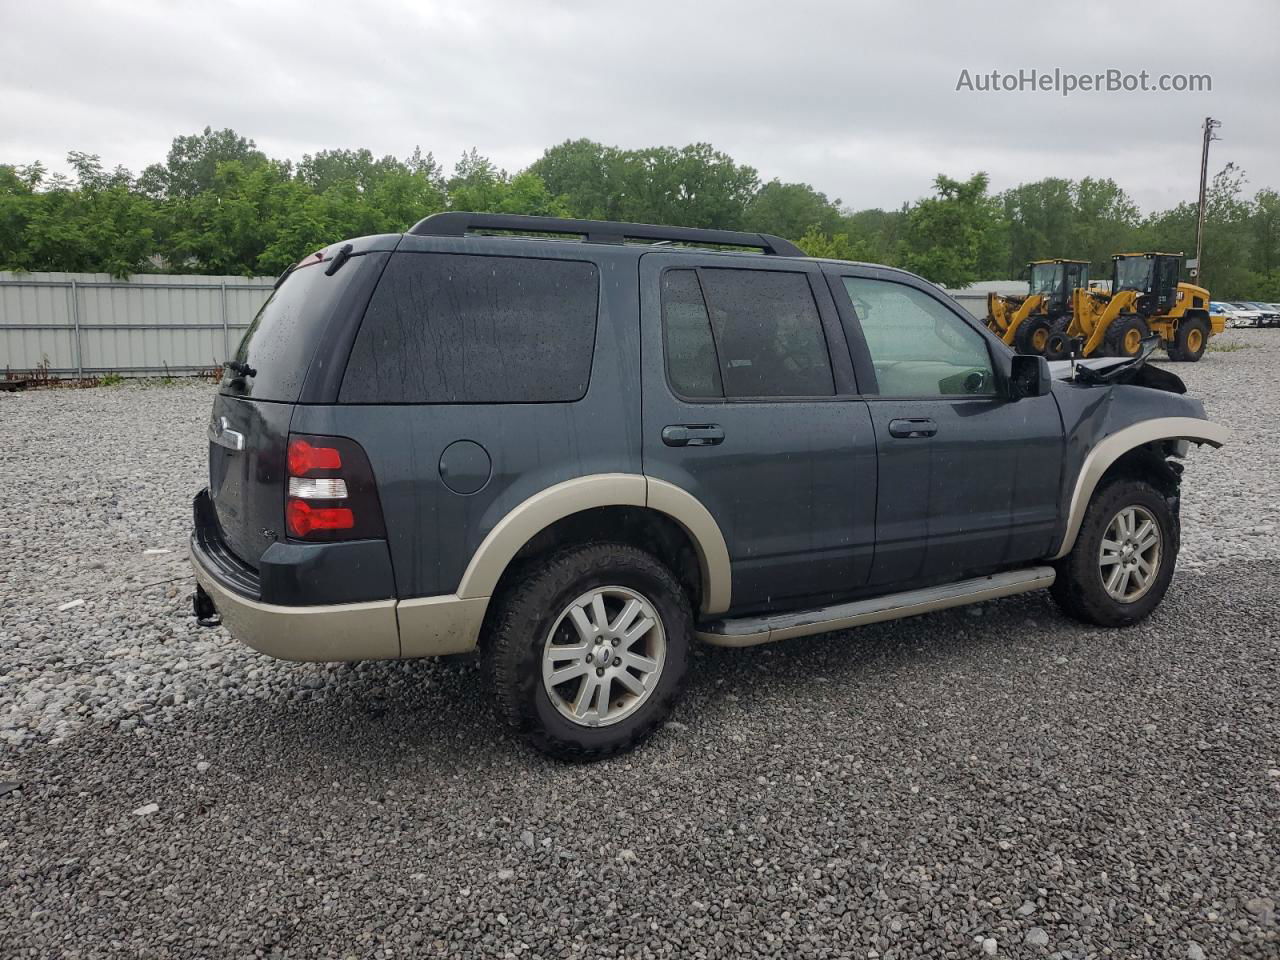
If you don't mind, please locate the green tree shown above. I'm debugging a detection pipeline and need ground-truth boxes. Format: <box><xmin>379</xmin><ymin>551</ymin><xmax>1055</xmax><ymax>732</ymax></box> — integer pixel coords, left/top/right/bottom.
<box><xmin>900</xmin><ymin>173</ymin><xmax>1006</xmax><ymax>287</ymax></box>
<box><xmin>743</xmin><ymin>180</ymin><xmax>843</xmax><ymax>239</ymax></box>
<box><xmin>141</xmin><ymin>127</ymin><xmax>266</xmax><ymax>199</ymax></box>
<box><xmin>796</xmin><ymin>226</ymin><xmax>872</xmax><ymax>261</ymax></box>
<box><xmin>4</xmin><ymin>154</ymin><xmax>158</xmax><ymax>276</ymax></box>
<box><xmin>446</xmin><ymin>150</ymin><xmax>569</xmax><ymax>218</ymax></box>
<box><xmin>527</xmin><ymin>139</ymin><xmax>615</xmax><ymax>219</ymax></box>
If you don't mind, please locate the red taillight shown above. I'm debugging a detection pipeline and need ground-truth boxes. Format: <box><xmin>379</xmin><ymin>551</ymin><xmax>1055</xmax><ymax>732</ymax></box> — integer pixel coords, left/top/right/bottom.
<box><xmin>288</xmin><ymin>438</ymin><xmax>342</xmax><ymax>476</ymax></box>
<box><xmin>284</xmin><ymin>432</ymin><xmax>385</xmax><ymax>542</ymax></box>
<box><xmin>286</xmin><ymin>498</ymin><xmax>355</xmax><ymax>537</ymax></box>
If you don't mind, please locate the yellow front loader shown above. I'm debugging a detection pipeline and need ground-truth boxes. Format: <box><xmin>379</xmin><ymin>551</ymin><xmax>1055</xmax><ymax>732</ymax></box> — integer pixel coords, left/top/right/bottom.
<box><xmin>1048</xmin><ymin>253</ymin><xmax>1223</xmax><ymax>362</ymax></box>
<box><xmin>986</xmin><ymin>259</ymin><xmax>1089</xmax><ymax>359</ymax></box>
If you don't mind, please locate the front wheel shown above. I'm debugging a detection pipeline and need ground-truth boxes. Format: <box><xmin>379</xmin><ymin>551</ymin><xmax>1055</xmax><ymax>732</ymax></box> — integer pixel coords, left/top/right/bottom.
<box><xmin>1050</xmin><ymin>478</ymin><xmax>1179</xmax><ymax>627</ymax></box>
<box><xmin>1104</xmin><ymin>314</ymin><xmax>1151</xmax><ymax>358</ymax></box>
<box><xmin>1168</xmin><ymin>317</ymin><xmax>1209</xmax><ymax>362</ymax></box>
<box><xmin>485</xmin><ymin>543</ymin><xmax>692</xmax><ymax>760</ymax></box>
<box><xmin>1014</xmin><ymin>315</ymin><xmax>1054</xmax><ymax>356</ymax></box>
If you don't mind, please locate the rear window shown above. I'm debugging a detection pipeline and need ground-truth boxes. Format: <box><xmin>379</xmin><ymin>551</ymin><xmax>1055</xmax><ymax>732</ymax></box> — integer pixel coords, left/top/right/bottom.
<box><xmin>227</xmin><ymin>261</ymin><xmax>348</xmax><ymax>401</ymax></box>
<box><xmin>661</xmin><ymin>267</ymin><xmax>835</xmax><ymax>399</ymax></box>
<box><xmin>339</xmin><ymin>253</ymin><xmax>599</xmax><ymax>404</ymax></box>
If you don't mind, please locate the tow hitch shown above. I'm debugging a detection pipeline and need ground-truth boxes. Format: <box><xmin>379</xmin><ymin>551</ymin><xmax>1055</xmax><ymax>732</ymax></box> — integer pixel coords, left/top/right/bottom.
<box><xmin>193</xmin><ymin>583</ymin><xmax>222</xmax><ymax>628</ymax></box>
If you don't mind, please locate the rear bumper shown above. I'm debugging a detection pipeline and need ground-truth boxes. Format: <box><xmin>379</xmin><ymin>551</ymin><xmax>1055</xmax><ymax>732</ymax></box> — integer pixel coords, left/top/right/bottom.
<box><xmin>190</xmin><ymin>488</ymin><xmax>488</xmax><ymax>662</ymax></box>
<box><xmin>191</xmin><ymin>541</ymin><xmax>401</xmax><ymax>662</ymax></box>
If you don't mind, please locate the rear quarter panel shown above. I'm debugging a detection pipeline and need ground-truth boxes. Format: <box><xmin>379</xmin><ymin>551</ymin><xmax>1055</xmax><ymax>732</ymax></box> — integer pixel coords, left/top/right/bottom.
<box><xmin>289</xmin><ymin>237</ymin><xmax>642</xmax><ymax>600</ymax></box>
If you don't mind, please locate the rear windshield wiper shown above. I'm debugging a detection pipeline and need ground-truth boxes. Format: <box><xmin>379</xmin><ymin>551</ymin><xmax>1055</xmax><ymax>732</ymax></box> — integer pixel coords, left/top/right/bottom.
<box><xmin>324</xmin><ymin>243</ymin><xmax>354</xmax><ymax>277</ymax></box>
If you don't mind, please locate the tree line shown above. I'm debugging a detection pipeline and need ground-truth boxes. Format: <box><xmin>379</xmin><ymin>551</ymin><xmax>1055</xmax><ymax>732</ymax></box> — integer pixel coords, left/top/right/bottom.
<box><xmin>2</xmin><ymin>127</ymin><xmax>1277</xmax><ymax>298</ymax></box>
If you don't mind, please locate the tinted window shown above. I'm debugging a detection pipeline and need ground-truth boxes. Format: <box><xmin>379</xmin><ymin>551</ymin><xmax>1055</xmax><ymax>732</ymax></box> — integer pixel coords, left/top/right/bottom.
<box><xmin>229</xmin><ymin>259</ymin><xmax>366</xmax><ymax>401</ymax></box>
<box><xmin>661</xmin><ymin>270</ymin><xmax>723</xmax><ymax>398</ymax></box>
<box><xmin>340</xmin><ymin>253</ymin><xmax>599</xmax><ymax>403</ymax></box>
<box><xmin>670</xmin><ymin>268</ymin><xmax>833</xmax><ymax>398</ymax></box>
<box><xmin>843</xmin><ymin>277</ymin><xmax>995</xmax><ymax>398</ymax></box>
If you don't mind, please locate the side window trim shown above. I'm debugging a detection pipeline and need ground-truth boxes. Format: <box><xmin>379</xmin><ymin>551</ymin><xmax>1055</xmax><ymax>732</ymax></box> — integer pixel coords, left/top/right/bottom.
<box><xmin>823</xmin><ymin>270</ymin><xmax>879</xmax><ymax>395</ymax></box>
<box><xmin>659</xmin><ymin>262</ymin><xmax>857</xmax><ymax>403</ymax></box>
<box><xmin>836</xmin><ymin>270</ymin><xmax>1001</xmax><ymax>401</ymax></box>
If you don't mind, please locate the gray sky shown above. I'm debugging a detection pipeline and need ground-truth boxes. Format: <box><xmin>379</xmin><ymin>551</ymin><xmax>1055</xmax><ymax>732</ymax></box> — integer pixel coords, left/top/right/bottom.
<box><xmin>4</xmin><ymin>0</ymin><xmax>1278</xmax><ymax>213</ymax></box>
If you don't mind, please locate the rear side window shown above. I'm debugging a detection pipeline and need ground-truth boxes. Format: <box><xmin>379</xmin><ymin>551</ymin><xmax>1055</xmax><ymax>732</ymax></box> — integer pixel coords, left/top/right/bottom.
<box><xmin>340</xmin><ymin>253</ymin><xmax>599</xmax><ymax>403</ymax></box>
<box><xmin>661</xmin><ymin>268</ymin><xmax>834</xmax><ymax>399</ymax></box>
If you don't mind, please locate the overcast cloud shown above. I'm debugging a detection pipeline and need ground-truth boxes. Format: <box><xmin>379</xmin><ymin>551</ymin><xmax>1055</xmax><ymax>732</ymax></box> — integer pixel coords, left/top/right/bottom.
<box><xmin>4</xmin><ymin>0</ymin><xmax>1278</xmax><ymax>212</ymax></box>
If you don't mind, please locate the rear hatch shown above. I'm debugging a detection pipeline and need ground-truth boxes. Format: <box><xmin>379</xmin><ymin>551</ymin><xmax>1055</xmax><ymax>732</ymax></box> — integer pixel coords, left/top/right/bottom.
<box><xmin>208</xmin><ymin>241</ymin><xmax>393</xmax><ymax>569</ymax></box>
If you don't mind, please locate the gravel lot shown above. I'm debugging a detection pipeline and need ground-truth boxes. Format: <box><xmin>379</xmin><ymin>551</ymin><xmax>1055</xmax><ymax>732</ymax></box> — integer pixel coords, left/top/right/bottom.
<box><xmin>2</xmin><ymin>331</ymin><xmax>1277</xmax><ymax>957</ymax></box>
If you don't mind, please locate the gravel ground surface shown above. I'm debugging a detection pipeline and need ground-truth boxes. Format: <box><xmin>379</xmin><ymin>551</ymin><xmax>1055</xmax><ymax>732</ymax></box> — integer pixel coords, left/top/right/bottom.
<box><xmin>1</xmin><ymin>330</ymin><xmax>1277</xmax><ymax>957</ymax></box>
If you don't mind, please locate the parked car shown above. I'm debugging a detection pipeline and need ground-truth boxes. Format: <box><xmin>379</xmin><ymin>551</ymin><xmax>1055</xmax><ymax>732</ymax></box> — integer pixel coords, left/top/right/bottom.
<box><xmin>1227</xmin><ymin>302</ymin><xmax>1269</xmax><ymax>326</ymax></box>
<box><xmin>190</xmin><ymin>213</ymin><xmax>1227</xmax><ymax>759</ymax></box>
<box><xmin>1210</xmin><ymin>301</ymin><xmax>1258</xmax><ymax>328</ymax></box>
<box><xmin>1239</xmin><ymin>301</ymin><xmax>1280</xmax><ymax>326</ymax></box>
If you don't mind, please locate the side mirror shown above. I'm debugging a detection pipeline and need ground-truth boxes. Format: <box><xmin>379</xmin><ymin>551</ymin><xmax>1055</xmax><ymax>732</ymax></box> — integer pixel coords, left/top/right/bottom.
<box><xmin>1008</xmin><ymin>354</ymin><xmax>1051</xmax><ymax>400</ymax></box>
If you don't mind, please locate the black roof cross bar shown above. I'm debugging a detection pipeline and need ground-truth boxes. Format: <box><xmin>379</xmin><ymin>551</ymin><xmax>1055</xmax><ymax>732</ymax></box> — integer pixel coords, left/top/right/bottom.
<box><xmin>408</xmin><ymin>212</ymin><xmax>805</xmax><ymax>257</ymax></box>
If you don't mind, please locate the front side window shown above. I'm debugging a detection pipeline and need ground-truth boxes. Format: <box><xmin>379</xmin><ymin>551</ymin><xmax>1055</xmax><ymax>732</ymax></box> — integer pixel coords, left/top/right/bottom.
<box><xmin>843</xmin><ymin>277</ymin><xmax>995</xmax><ymax>398</ymax></box>
<box><xmin>1029</xmin><ymin>263</ymin><xmax>1062</xmax><ymax>297</ymax></box>
<box><xmin>661</xmin><ymin>267</ymin><xmax>835</xmax><ymax>399</ymax></box>
<box><xmin>1114</xmin><ymin>257</ymin><xmax>1153</xmax><ymax>292</ymax></box>
<box><xmin>340</xmin><ymin>253</ymin><xmax>599</xmax><ymax>403</ymax></box>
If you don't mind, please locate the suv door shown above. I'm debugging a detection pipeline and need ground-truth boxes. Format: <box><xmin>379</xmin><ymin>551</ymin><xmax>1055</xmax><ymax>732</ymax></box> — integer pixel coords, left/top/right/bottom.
<box><xmin>640</xmin><ymin>252</ymin><xmax>877</xmax><ymax>615</ymax></box>
<box><xmin>826</xmin><ymin>266</ymin><xmax>1063</xmax><ymax>588</ymax></box>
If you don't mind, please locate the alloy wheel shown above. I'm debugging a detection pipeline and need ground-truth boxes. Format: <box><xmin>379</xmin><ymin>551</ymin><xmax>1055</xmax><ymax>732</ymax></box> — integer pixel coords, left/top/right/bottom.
<box><xmin>1099</xmin><ymin>505</ymin><xmax>1162</xmax><ymax>603</ymax></box>
<box><xmin>541</xmin><ymin>586</ymin><xmax>667</xmax><ymax>727</ymax></box>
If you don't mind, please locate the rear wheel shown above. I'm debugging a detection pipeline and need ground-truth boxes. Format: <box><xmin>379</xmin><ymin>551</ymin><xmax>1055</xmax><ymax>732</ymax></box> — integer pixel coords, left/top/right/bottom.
<box><xmin>1051</xmin><ymin>478</ymin><xmax>1178</xmax><ymax>627</ymax></box>
<box><xmin>486</xmin><ymin>543</ymin><xmax>691</xmax><ymax>760</ymax></box>
<box><xmin>1014</xmin><ymin>315</ymin><xmax>1054</xmax><ymax>356</ymax></box>
<box><xmin>1168</xmin><ymin>316</ymin><xmax>1209</xmax><ymax>362</ymax></box>
<box><xmin>1104</xmin><ymin>314</ymin><xmax>1150</xmax><ymax>358</ymax></box>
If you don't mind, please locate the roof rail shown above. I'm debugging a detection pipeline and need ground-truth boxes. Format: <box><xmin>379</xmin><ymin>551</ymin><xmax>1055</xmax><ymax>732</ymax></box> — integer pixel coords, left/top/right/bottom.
<box><xmin>407</xmin><ymin>212</ymin><xmax>806</xmax><ymax>257</ymax></box>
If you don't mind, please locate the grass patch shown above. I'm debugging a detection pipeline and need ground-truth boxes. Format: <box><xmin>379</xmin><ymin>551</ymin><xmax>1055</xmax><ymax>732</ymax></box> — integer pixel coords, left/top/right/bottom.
<box><xmin>98</xmin><ymin>372</ymin><xmax>125</xmax><ymax>386</ymax></box>
<box><xmin>1208</xmin><ymin>340</ymin><xmax>1254</xmax><ymax>353</ymax></box>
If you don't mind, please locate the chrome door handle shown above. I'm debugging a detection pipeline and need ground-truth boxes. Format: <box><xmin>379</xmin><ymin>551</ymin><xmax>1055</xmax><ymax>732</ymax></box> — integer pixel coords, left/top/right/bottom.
<box><xmin>888</xmin><ymin>418</ymin><xmax>937</xmax><ymax>439</ymax></box>
<box><xmin>662</xmin><ymin>424</ymin><xmax>725</xmax><ymax>447</ymax></box>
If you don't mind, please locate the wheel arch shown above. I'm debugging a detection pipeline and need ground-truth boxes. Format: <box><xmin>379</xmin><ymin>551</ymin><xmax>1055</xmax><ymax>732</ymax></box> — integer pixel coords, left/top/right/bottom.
<box><xmin>455</xmin><ymin>474</ymin><xmax>732</xmax><ymax>617</ymax></box>
<box><xmin>1051</xmin><ymin>417</ymin><xmax>1228</xmax><ymax>559</ymax></box>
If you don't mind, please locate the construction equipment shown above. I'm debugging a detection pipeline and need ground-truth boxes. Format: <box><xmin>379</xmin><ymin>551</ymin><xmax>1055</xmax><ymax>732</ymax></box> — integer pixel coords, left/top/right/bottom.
<box><xmin>1048</xmin><ymin>253</ymin><xmax>1223</xmax><ymax>363</ymax></box>
<box><xmin>986</xmin><ymin>259</ymin><xmax>1090</xmax><ymax>358</ymax></box>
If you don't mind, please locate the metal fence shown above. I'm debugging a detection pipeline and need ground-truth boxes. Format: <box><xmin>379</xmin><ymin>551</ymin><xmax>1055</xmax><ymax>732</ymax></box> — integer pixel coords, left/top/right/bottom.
<box><xmin>0</xmin><ymin>271</ymin><xmax>275</xmax><ymax>378</ymax></box>
<box><xmin>0</xmin><ymin>270</ymin><xmax>1012</xmax><ymax>379</ymax></box>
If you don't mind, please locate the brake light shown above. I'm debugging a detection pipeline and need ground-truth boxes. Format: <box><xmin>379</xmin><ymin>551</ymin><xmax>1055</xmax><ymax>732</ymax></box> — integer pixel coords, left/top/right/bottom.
<box><xmin>284</xmin><ymin>432</ymin><xmax>385</xmax><ymax>542</ymax></box>
<box><xmin>288</xmin><ymin>438</ymin><xmax>342</xmax><ymax>476</ymax></box>
<box><xmin>286</xmin><ymin>499</ymin><xmax>354</xmax><ymax>537</ymax></box>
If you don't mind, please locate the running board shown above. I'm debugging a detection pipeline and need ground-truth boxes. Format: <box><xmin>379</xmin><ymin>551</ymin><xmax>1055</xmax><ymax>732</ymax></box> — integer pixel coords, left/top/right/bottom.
<box><xmin>696</xmin><ymin>567</ymin><xmax>1056</xmax><ymax>647</ymax></box>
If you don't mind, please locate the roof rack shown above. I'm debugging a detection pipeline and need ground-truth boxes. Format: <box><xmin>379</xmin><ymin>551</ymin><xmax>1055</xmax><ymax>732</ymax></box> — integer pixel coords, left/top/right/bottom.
<box><xmin>408</xmin><ymin>212</ymin><xmax>805</xmax><ymax>257</ymax></box>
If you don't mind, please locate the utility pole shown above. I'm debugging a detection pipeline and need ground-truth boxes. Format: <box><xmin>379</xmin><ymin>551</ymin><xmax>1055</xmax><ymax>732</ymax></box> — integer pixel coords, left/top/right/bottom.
<box><xmin>1193</xmin><ymin>117</ymin><xmax>1221</xmax><ymax>283</ymax></box>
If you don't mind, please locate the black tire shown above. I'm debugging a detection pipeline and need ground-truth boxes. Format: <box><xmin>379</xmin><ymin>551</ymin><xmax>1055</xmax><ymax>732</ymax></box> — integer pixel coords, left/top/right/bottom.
<box><xmin>1014</xmin><ymin>315</ymin><xmax>1054</xmax><ymax>356</ymax></box>
<box><xmin>1104</xmin><ymin>314</ymin><xmax>1150</xmax><ymax>358</ymax></box>
<box><xmin>485</xmin><ymin>542</ymin><xmax>692</xmax><ymax>761</ymax></box>
<box><xmin>1050</xmin><ymin>478</ymin><xmax>1179</xmax><ymax>628</ymax></box>
<box><xmin>1043</xmin><ymin>318</ymin><xmax>1073</xmax><ymax>361</ymax></box>
<box><xmin>1168</xmin><ymin>317</ymin><xmax>1209</xmax><ymax>362</ymax></box>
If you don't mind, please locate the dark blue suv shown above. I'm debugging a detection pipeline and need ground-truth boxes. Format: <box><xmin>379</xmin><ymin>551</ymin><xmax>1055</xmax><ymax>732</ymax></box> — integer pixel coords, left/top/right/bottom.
<box><xmin>191</xmin><ymin>213</ymin><xmax>1227</xmax><ymax>759</ymax></box>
